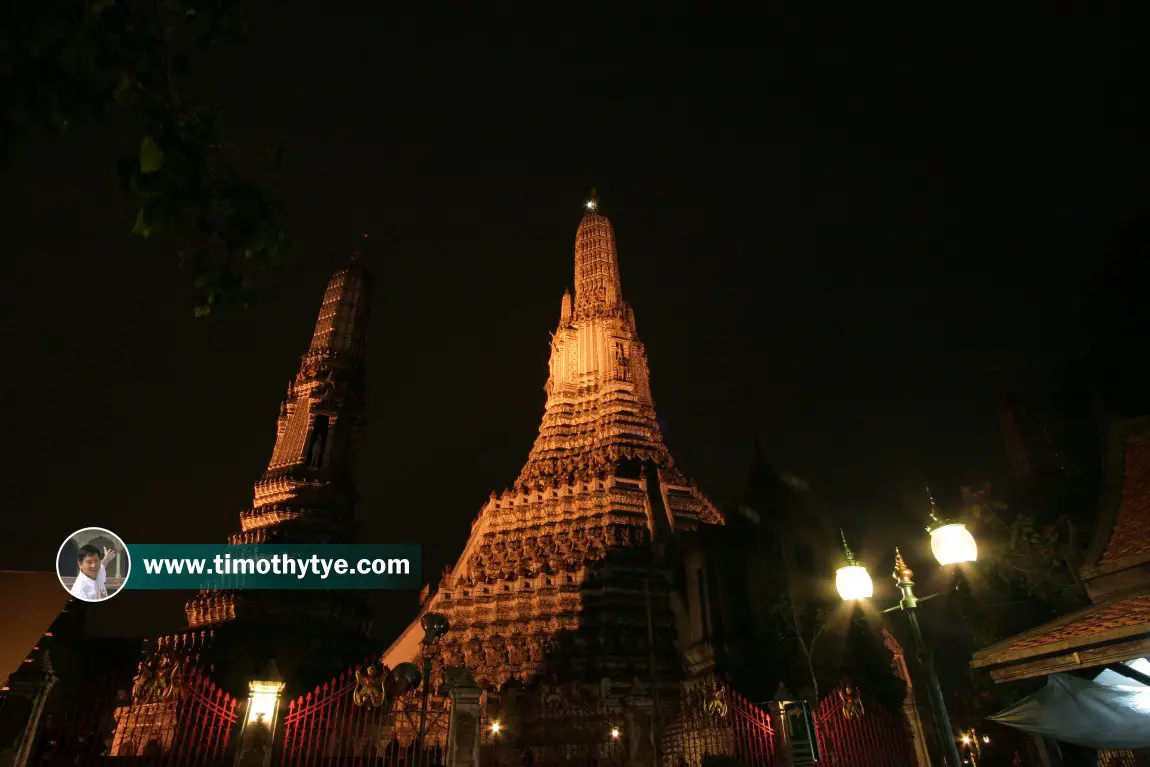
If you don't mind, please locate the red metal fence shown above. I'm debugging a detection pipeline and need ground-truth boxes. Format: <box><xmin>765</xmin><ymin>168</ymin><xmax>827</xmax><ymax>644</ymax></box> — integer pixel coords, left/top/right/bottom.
<box><xmin>281</xmin><ymin>656</ymin><xmax>449</xmax><ymax>765</ymax></box>
<box><xmin>662</xmin><ymin>678</ymin><xmax>916</xmax><ymax>767</ymax></box>
<box><xmin>24</xmin><ymin>663</ymin><xmax>237</xmax><ymax>764</ymax></box>
<box><xmin>814</xmin><ymin>683</ymin><xmax>916</xmax><ymax>767</ymax></box>
<box><xmin>663</xmin><ymin>679</ymin><xmax>776</xmax><ymax>767</ymax></box>
<box><xmin>108</xmin><ymin>664</ymin><xmax>239</xmax><ymax>763</ymax></box>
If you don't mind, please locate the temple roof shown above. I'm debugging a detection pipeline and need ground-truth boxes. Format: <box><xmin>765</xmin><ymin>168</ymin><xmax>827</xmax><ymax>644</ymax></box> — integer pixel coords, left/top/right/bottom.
<box><xmin>0</xmin><ymin>572</ymin><xmax>71</xmax><ymax>688</ymax></box>
<box><xmin>971</xmin><ymin>416</ymin><xmax>1150</xmax><ymax>682</ymax></box>
<box><xmin>1088</xmin><ymin>420</ymin><xmax>1150</xmax><ymax>575</ymax></box>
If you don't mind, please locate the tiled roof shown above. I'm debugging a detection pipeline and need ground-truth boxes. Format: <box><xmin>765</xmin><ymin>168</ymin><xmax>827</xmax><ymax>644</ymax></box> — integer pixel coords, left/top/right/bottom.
<box><xmin>1005</xmin><ymin>593</ymin><xmax>1150</xmax><ymax>652</ymax></box>
<box><xmin>0</xmin><ymin>572</ymin><xmax>71</xmax><ymax>688</ymax></box>
<box><xmin>1097</xmin><ymin>435</ymin><xmax>1150</xmax><ymax>567</ymax></box>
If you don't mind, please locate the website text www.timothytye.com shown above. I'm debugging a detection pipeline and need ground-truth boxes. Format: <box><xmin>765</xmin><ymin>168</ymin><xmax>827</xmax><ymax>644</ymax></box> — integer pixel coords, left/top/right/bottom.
<box><xmin>140</xmin><ymin>552</ymin><xmax>410</xmax><ymax>580</ymax></box>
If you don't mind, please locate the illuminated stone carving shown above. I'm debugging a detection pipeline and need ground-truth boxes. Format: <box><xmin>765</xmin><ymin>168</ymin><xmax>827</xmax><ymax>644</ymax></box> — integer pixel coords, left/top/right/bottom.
<box><xmin>352</xmin><ymin>664</ymin><xmax>388</xmax><ymax>708</ymax></box>
<box><xmin>704</xmin><ymin>682</ymin><xmax>729</xmax><ymax>719</ymax></box>
<box><xmin>132</xmin><ymin>652</ymin><xmax>184</xmax><ymax>701</ymax></box>
<box><xmin>839</xmin><ymin>686</ymin><xmax>865</xmax><ymax>720</ymax></box>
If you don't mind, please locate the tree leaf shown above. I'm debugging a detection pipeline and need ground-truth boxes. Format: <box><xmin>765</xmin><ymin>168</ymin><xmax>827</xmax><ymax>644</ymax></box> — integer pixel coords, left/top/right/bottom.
<box><xmin>139</xmin><ymin>135</ymin><xmax>164</xmax><ymax>173</ymax></box>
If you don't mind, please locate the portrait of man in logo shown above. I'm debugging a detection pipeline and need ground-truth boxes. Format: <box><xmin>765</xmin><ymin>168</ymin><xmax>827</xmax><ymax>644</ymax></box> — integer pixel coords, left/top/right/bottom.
<box><xmin>57</xmin><ymin>527</ymin><xmax>131</xmax><ymax>602</ymax></box>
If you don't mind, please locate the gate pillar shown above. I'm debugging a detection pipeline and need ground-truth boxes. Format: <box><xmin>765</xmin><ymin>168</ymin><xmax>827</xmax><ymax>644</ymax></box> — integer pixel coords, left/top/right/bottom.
<box><xmin>5</xmin><ymin>651</ymin><xmax>57</xmax><ymax>767</ymax></box>
<box><xmin>622</xmin><ymin>696</ymin><xmax>656</xmax><ymax>767</ymax></box>
<box><xmin>767</xmin><ymin>701</ymin><xmax>793</xmax><ymax>767</ymax></box>
<box><xmin>445</xmin><ymin>669</ymin><xmax>481</xmax><ymax>767</ymax></box>
<box><xmin>234</xmin><ymin>662</ymin><xmax>286</xmax><ymax>767</ymax></box>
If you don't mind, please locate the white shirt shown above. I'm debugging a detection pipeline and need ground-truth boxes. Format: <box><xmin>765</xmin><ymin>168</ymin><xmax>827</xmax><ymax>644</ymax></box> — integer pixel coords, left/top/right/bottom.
<box><xmin>71</xmin><ymin>564</ymin><xmax>108</xmax><ymax>601</ymax></box>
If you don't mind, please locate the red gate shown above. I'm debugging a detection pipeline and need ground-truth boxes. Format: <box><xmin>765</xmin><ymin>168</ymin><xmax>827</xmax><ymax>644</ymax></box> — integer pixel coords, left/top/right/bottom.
<box><xmin>108</xmin><ymin>664</ymin><xmax>240</xmax><ymax>763</ymax></box>
<box><xmin>662</xmin><ymin>677</ymin><xmax>776</xmax><ymax>767</ymax></box>
<box><xmin>28</xmin><ymin>663</ymin><xmax>238</xmax><ymax>764</ymax></box>
<box><xmin>281</xmin><ymin>654</ymin><xmax>450</xmax><ymax>765</ymax></box>
<box><xmin>814</xmin><ymin>683</ymin><xmax>916</xmax><ymax>767</ymax></box>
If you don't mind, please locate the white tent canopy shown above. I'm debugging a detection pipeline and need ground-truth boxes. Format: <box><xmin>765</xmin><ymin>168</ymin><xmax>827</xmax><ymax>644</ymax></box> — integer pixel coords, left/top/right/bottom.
<box><xmin>989</xmin><ymin>659</ymin><xmax>1150</xmax><ymax>750</ymax></box>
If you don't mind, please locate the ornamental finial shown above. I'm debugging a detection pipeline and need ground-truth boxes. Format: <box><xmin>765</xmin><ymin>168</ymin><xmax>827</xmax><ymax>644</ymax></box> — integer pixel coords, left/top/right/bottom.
<box><xmin>924</xmin><ymin>484</ymin><xmax>944</xmax><ymax>528</ymax></box>
<box><xmin>840</xmin><ymin>529</ymin><xmax>858</xmax><ymax>565</ymax></box>
<box><xmin>585</xmin><ymin>188</ymin><xmax>599</xmax><ymax>212</ymax></box>
<box><xmin>893</xmin><ymin>547</ymin><xmax>913</xmax><ymax>583</ymax></box>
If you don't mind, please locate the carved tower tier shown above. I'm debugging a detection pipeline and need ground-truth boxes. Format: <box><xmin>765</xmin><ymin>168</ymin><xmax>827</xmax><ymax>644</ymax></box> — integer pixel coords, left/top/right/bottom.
<box><xmin>382</xmin><ymin>193</ymin><xmax>723</xmax><ymax>748</ymax></box>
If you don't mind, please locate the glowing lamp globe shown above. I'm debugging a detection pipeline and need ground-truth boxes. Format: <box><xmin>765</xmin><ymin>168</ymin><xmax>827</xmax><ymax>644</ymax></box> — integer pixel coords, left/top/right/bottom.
<box><xmin>835</xmin><ymin>564</ymin><xmax>874</xmax><ymax>601</ymax></box>
<box><xmin>929</xmin><ymin>523</ymin><xmax>978</xmax><ymax>566</ymax></box>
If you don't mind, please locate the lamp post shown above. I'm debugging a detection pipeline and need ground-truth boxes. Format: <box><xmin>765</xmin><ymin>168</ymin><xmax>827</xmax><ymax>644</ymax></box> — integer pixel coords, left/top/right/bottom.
<box><xmin>235</xmin><ymin>661</ymin><xmax>285</xmax><ymax>767</ymax></box>
<box><xmin>416</xmin><ymin>612</ymin><xmax>449</xmax><ymax>764</ymax></box>
<box><xmin>835</xmin><ymin>498</ymin><xmax>978</xmax><ymax>767</ymax></box>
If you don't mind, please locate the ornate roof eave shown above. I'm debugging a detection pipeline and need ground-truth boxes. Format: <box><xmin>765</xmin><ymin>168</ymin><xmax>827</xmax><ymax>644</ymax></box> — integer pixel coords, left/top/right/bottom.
<box><xmin>1080</xmin><ymin>415</ymin><xmax>1150</xmax><ymax>585</ymax></box>
<box><xmin>968</xmin><ymin>414</ymin><xmax>1150</xmax><ymax>684</ymax></box>
<box><xmin>968</xmin><ymin>594</ymin><xmax>1150</xmax><ymax>684</ymax></box>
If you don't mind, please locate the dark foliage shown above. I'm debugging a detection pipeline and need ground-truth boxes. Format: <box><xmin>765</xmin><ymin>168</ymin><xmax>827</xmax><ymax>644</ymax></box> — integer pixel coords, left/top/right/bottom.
<box><xmin>0</xmin><ymin>0</ymin><xmax>288</xmax><ymax>316</ymax></box>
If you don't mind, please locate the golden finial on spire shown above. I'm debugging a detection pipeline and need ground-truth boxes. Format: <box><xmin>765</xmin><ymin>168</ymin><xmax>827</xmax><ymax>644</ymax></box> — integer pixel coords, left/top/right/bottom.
<box><xmin>585</xmin><ymin>188</ymin><xmax>599</xmax><ymax>212</ymax></box>
<box><xmin>893</xmin><ymin>547</ymin><xmax>914</xmax><ymax>583</ymax></box>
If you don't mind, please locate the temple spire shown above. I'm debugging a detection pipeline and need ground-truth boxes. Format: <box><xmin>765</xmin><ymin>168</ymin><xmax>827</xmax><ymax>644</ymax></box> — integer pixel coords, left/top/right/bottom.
<box><xmin>573</xmin><ymin>188</ymin><xmax>623</xmax><ymax>319</ymax></box>
<box><xmin>306</xmin><ymin>244</ymin><xmax>372</xmax><ymax>359</ymax></box>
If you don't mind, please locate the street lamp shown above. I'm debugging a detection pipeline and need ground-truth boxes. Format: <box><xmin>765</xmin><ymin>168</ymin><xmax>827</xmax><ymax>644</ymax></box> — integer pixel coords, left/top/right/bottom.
<box><xmin>928</xmin><ymin>495</ymin><xmax>978</xmax><ymax>566</ymax></box>
<box><xmin>416</xmin><ymin>612</ymin><xmax>449</xmax><ymax>764</ymax></box>
<box><xmin>835</xmin><ymin>530</ymin><xmax>874</xmax><ymax>601</ymax></box>
<box><xmin>835</xmin><ymin>494</ymin><xmax>976</xmax><ymax>767</ymax></box>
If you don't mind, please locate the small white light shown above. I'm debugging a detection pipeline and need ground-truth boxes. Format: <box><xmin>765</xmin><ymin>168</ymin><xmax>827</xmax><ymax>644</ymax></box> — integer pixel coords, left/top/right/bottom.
<box><xmin>836</xmin><ymin>564</ymin><xmax>874</xmax><ymax>601</ymax></box>
<box><xmin>611</xmin><ymin>727</ymin><xmax>620</xmax><ymax>739</ymax></box>
<box><xmin>982</xmin><ymin>735</ymin><xmax>990</xmax><ymax>744</ymax></box>
<box><xmin>586</xmin><ymin>200</ymin><xmax>597</xmax><ymax>211</ymax></box>
<box><xmin>247</xmin><ymin>679</ymin><xmax>285</xmax><ymax>724</ymax></box>
<box><xmin>490</xmin><ymin>721</ymin><xmax>501</xmax><ymax>734</ymax></box>
<box><xmin>930</xmin><ymin>523</ymin><xmax>978</xmax><ymax>566</ymax></box>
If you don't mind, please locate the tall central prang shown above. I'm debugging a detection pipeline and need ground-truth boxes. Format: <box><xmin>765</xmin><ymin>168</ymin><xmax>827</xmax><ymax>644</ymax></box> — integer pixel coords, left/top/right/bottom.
<box><xmin>517</xmin><ymin>189</ymin><xmax>682</xmax><ymax>492</ymax></box>
<box><xmin>382</xmin><ymin>192</ymin><xmax>723</xmax><ymax>754</ymax></box>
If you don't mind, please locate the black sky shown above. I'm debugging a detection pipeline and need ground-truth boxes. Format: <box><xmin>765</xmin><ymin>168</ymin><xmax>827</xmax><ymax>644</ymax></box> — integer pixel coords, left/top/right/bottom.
<box><xmin>0</xmin><ymin>6</ymin><xmax>1143</xmax><ymax>642</ymax></box>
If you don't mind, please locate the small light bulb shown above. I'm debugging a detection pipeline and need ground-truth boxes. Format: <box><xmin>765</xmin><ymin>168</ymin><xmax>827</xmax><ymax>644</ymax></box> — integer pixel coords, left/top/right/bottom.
<box><xmin>611</xmin><ymin>727</ymin><xmax>620</xmax><ymax>738</ymax></box>
<box><xmin>490</xmin><ymin>721</ymin><xmax>500</xmax><ymax>734</ymax></box>
<box><xmin>982</xmin><ymin>735</ymin><xmax>990</xmax><ymax>744</ymax></box>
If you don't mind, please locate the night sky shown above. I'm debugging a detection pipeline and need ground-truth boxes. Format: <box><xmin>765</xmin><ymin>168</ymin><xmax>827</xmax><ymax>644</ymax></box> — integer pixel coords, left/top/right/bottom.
<box><xmin>0</xmin><ymin>6</ymin><xmax>1142</xmax><ymax>643</ymax></box>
